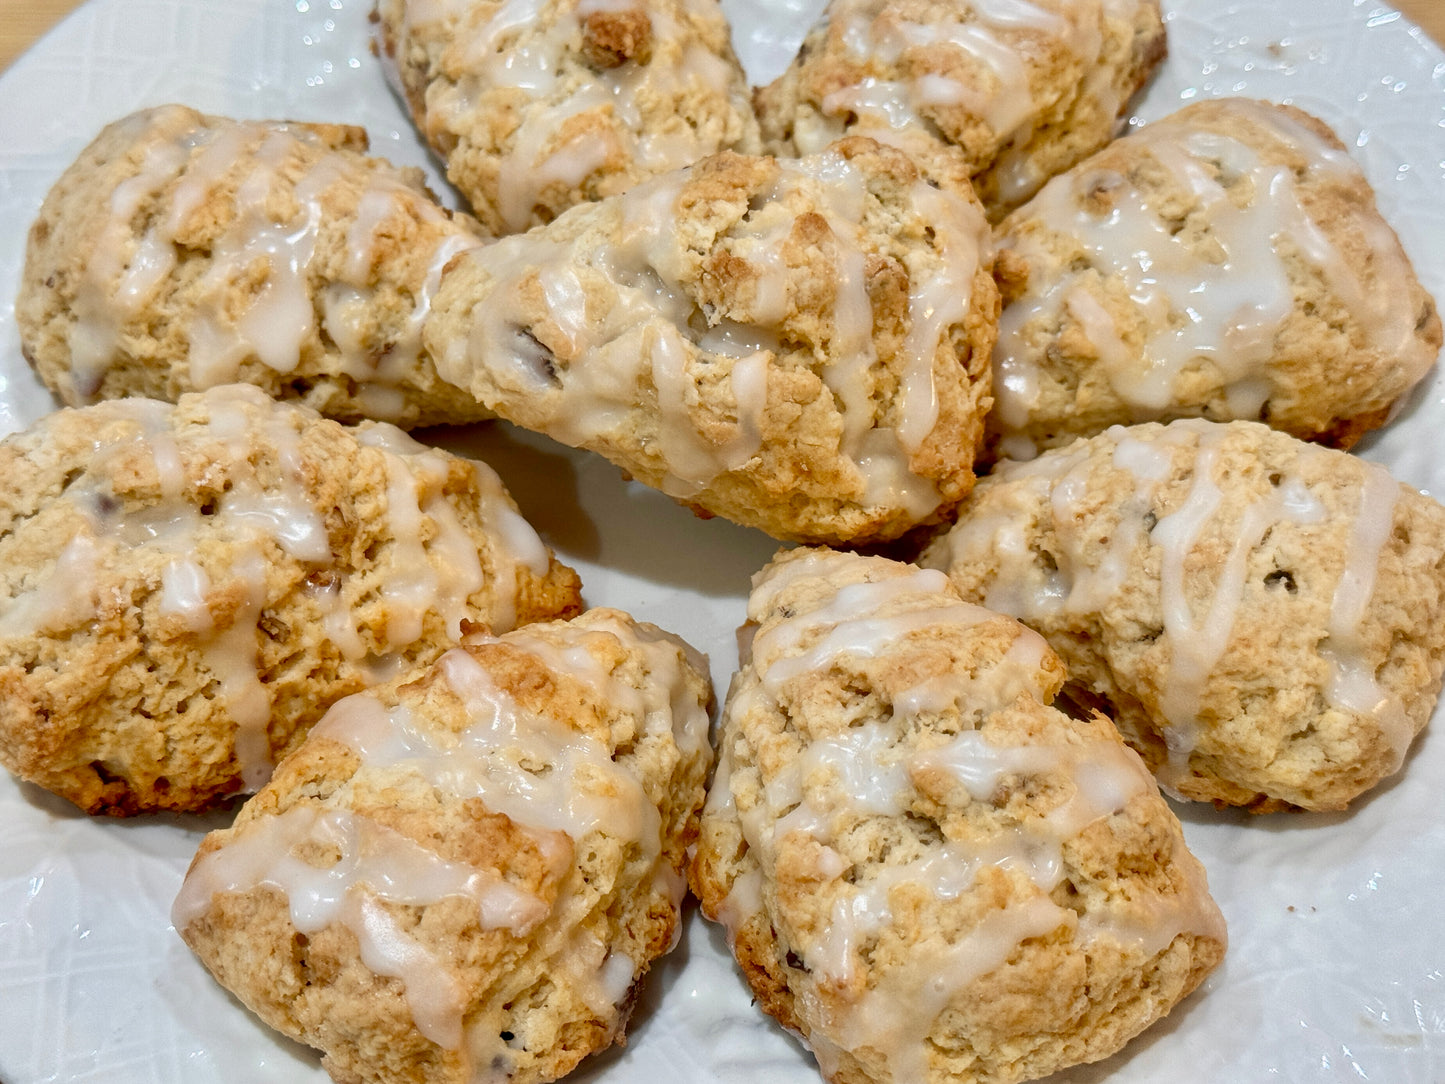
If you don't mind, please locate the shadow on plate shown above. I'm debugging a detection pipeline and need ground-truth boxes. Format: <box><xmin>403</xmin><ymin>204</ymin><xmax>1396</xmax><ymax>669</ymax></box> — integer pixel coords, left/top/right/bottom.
<box><xmin>421</xmin><ymin>421</ymin><xmax>782</xmax><ymax>600</ymax></box>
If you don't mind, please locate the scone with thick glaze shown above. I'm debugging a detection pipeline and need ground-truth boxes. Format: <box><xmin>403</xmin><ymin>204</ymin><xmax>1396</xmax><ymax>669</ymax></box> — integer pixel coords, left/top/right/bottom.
<box><xmin>18</xmin><ymin>104</ymin><xmax>492</xmax><ymax>427</ymax></box>
<box><xmin>989</xmin><ymin>98</ymin><xmax>1442</xmax><ymax>459</ymax></box>
<box><xmin>174</xmin><ymin>608</ymin><xmax>712</xmax><ymax>1084</ymax></box>
<box><xmin>691</xmin><ymin>548</ymin><xmax>1226</xmax><ymax>1084</ymax></box>
<box><xmin>375</xmin><ymin>0</ymin><xmax>760</xmax><ymax>235</ymax></box>
<box><xmin>921</xmin><ymin>419</ymin><xmax>1445</xmax><ymax>811</ymax></box>
<box><xmin>426</xmin><ymin>137</ymin><xmax>998</xmax><ymax>545</ymax></box>
<box><xmin>0</xmin><ymin>385</ymin><xmax>581</xmax><ymax>815</ymax></box>
<box><xmin>754</xmin><ymin>0</ymin><xmax>1166</xmax><ymax>219</ymax></box>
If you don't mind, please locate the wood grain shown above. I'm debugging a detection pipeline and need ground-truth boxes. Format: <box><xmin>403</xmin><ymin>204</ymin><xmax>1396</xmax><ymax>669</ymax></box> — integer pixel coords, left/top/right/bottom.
<box><xmin>1</xmin><ymin>0</ymin><xmax>1444</xmax><ymax>73</ymax></box>
<box><xmin>0</xmin><ymin>0</ymin><xmax>78</xmax><ymax>73</ymax></box>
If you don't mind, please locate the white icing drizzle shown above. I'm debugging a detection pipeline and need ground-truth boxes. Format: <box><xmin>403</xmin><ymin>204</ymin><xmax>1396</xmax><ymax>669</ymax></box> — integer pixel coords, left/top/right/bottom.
<box><xmin>203</xmin><ymin>389</ymin><xmax>333</xmax><ymax>564</ymax></box>
<box><xmin>69</xmin><ymin>106</ymin><xmax>478</xmax><ymax>412</ymax></box>
<box><xmin>719</xmin><ymin>552</ymin><xmax>1221</xmax><ymax>1081</ymax></box>
<box><xmin>307</xmin><ymin>652</ymin><xmax>659</xmax><ymax>849</ymax></box>
<box><xmin>355</xmin><ymin>420</ymin><xmax>546</xmax><ymax>640</ymax></box>
<box><xmin>560</xmin><ymin>931</ymin><xmax>639</xmax><ymax>1017</ymax></box>
<box><xmin>418</xmin><ymin>0</ymin><xmax>749</xmax><ymax>233</ymax></box>
<box><xmin>940</xmin><ymin>421</ymin><xmax>1415</xmax><ymax>786</ymax></box>
<box><xmin>171</xmin><ymin>802</ymin><xmax>548</xmax><ymax>1047</ymax></box>
<box><xmin>451</xmin><ymin>145</ymin><xmax>983</xmax><ymax>519</ymax></box>
<box><xmin>1125</xmin><ymin>428</ymin><xmax>1325</xmax><ymax>778</ymax></box>
<box><xmin>176</xmin><ymin>613</ymin><xmax>703</xmax><ymax>1057</ymax></box>
<box><xmin>1321</xmin><ymin>460</ymin><xmax>1411</xmax><ymax>769</ymax></box>
<box><xmin>327</xmin><ymin>219</ymin><xmax>485</xmax><ymax>415</ymax></box>
<box><xmin>755</xmin><ymin>592</ymin><xmax>990</xmax><ymax>692</ymax></box>
<box><xmin>932</xmin><ymin>441</ymin><xmax>1094</xmax><ymax>618</ymax></box>
<box><xmin>70</xmin><ymin>133</ymin><xmax>192</xmax><ymax>397</ymax></box>
<box><xmin>212</xmin><ymin>551</ymin><xmax>274</xmax><ymax>791</ymax></box>
<box><xmin>453</xmin><ymin>190</ymin><xmax>769</xmax><ymax>498</ymax></box>
<box><xmin>0</xmin><ymin>534</ymin><xmax>107</xmax><ymax>638</ymax></box>
<box><xmin>0</xmin><ymin>386</ymin><xmax>551</xmax><ymax>791</ymax></box>
<box><xmin>810</xmin><ymin>0</ymin><xmax>1097</xmax><ymax>157</ymax></box>
<box><xmin>813</xmin><ymin>892</ymin><xmax>1075</xmax><ymax>1083</ymax></box>
<box><xmin>500</xmin><ymin>610</ymin><xmax>712</xmax><ymax>760</ymax></box>
<box><xmin>992</xmin><ymin>99</ymin><xmax>1435</xmax><ymax>438</ymax></box>
<box><xmin>369</xmin><ymin>438</ymin><xmax>480</xmax><ymax>646</ymax></box>
<box><xmin>894</xmin><ymin>180</ymin><xmax>984</xmax><ymax>454</ymax></box>
<box><xmin>158</xmin><ymin>559</ymin><xmax>215</xmax><ymax>632</ymax></box>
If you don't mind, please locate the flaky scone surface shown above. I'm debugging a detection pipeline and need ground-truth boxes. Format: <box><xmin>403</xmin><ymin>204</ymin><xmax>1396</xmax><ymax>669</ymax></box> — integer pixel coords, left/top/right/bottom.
<box><xmin>922</xmin><ymin>419</ymin><xmax>1445</xmax><ymax>811</ymax></box>
<box><xmin>691</xmin><ymin>548</ymin><xmax>1225</xmax><ymax>1084</ymax></box>
<box><xmin>426</xmin><ymin>138</ymin><xmax>998</xmax><ymax>545</ymax></box>
<box><xmin>375</xmin><ymin>0</ymin><xmax>760</xmax><ymax>234</ymax></box>
<box><xmin>754</xmin><ymin>0</ymin><xmax>1165</xmax><ymax>219</ymax></box>
<box><xmin>970</xmin><ymin>0</ymin><xmax>1165</xmax><ymax>217</ymax></box>
<box><xmin>0</xmin><ymin>385</ymin><xmax>581</xmax><ymax>814</ymax></box>
<box><xmin>18</xmin><ymin>104</ymin><xmax>491</xmax><ymax>427</ymax></box>
<box><xmin>989</xmin><ymin>98</ymin><xmax>1442</xmax><ymax>458</ymax></box>
<box><xmin>174</xmin><ymin>609</ymin><xmax>712</xmax><ymax>1084</ymax></box>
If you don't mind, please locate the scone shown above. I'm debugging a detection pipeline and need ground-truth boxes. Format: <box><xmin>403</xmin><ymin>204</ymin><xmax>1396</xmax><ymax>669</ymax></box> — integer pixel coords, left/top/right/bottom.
<box><xmin>0</xmin><ymin>385</ymin><xmax>581</xmax><ymax>815</ymax></box>
<box><xmin>174</xmin><ymin>609</ymin><xmax>712</xmax><ymax>1084</ymax></box>
<box><xmin>426</xmin><ymin>137</ymin><xmax>998</xmax><ymax>545</ymax></box>
<box><xmin>989</xmin><ymin>98</ymin><xmax>1442</xmax><ymax>459</ymax></box>
<box><xmin>920</xmin><ymin>419</ymin><xmax>1445</xmax><ymax>812</ymax></box>
<box><xmin>691</xmin><ymin>548</ymin><xmax>1226</xmax><ymax>1084</ymax></box>
<box><xmin>374</xmin><ymin>0</ymin><xmax>760</xmax><ymax>235</ymax></box>
<box><xmin>17</xmin><ymin>104</ymin><xmax>492</xmax><ymax>427</ymax></box>
<box><xmin>753</xmin><ymin>0</ymin><xmax>1166</xmax><ymax>219</ymax></box>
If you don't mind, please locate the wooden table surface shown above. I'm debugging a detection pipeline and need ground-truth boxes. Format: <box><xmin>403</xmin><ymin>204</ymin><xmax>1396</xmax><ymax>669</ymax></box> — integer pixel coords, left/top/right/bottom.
<box><xmin>2</xmin><ymin>0</ymin><xmax>1443</xmax><ymax>72</ymax></box>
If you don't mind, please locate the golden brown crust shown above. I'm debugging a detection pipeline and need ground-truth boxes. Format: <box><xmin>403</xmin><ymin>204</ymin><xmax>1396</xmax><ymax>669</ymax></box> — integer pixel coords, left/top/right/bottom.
<box><xmin>754</xmin><ymin>0</ymin><xmax>1167</xmax><ymax>219</ymax></box>
<box><xmin>17</xmin><ymin>105</ymin><xmax>492</xmax><ymax>428</ymax></box>
<box><xmin>972</xmin><ymin>0</ymin><xmax>1167</xmax><ymax>217</ymax></box>
<box><xmin>923</xmin><ymin>419</ymin><xmax>1445</xmax><ymax>811</ymax></box>
<box><xmin>427</xmin><ymin>138</ymin><xmax>998</xmax><ymax>545</ymax></box>
<box><xmin>691</xmin><ymin>548</ymin><xmax>1226</xmax><ymax>1084</ymax></box>
<box><xmin>988</xmin><ymin>99</ymin><xmax>1443</xmax><ymax>458</ymax></box>
<box><xmin>176</xmin><ymin>609</ymin><xmax>713</xmax><ymax>1084</ymax></box>
<box><xmin>374</xmin><ymin>0</ymin><xmax>760</xmax><ymax>234</ymax></box>
<box><xmin>0</xmin><ymin>387</ymin><xmax>581</xmax><ymax>814</ymax></box>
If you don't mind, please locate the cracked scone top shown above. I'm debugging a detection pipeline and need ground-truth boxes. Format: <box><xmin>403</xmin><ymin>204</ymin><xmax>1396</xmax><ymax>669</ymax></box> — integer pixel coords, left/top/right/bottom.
<box><xmin>690</xmin><ymin>548</ymin><xmax>1225</xmax><ymax>1084</ymax></box>
<box><xmin>0</xmin><ymin>385</ymin><xmax>581</xmax><ymax>815</ymax></box>
<box><xmin>921</xmin><ymin>419</ymin><xmax>1445</xmax><ymax>812</ymax></box>
<box><xmin>375</xmin><ymin>0</ymin><xmax>760</xmax><ymax>235</ymax></box>
<box><xmin>426</xmin><ymin>138</ymin><xmax>998</xmax><ymax>545</ymax></box>
<box><xmin>173</xmin><ymin>609</ymin><xmax>712</xmax><ymax>1084</ymax></box>
<box><xmin>18</xmin><ymin>104</ymin><xmax>492</xmax><ymax>427</ymax></box>
<box><xmin>753</xmin><ymin>0</ymin><xmax>1166</xmax><ymax>219</ymax></box>
<box><xmin>989</xmin><ymin>98</ymin><xmax>1442</xmax><ymax>458</ymax></box>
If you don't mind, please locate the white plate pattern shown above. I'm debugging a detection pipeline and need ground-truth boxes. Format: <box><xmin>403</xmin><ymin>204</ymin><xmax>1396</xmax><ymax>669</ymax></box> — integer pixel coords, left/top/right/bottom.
<box><xmin>0</xmin><ymin>1</ymin><xmax>1443</xmax><ymax>1082</ymax></box>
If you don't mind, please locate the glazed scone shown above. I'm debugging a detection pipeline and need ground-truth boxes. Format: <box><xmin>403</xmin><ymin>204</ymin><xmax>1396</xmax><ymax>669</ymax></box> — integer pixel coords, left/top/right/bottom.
<box><xmin>17</xmin><ymin>104</ymin><xmax>492</xmax><ymax>427</ymax></box>
<box><xmin>921</xmin><ymin>419</ymin><xmax>1445</xmax><ymax>811</ymax></box>
<box><xmin>0</xmin><ymin>385</ymin><xmax>581</xmax><ymax>815</ymax></box>
<box><xmin>989</xmin><ymin>99</ymin><xmax>1442</xmax><ymax>459</ymax></box>
<box><xmin>691</xmin><ymin>548</ymin><xmax>1225</xmax><ymax>1084</ymax></box>
<box><xmin>426</xmin><ymin>137</ymin><xmax>999</xmax><ymax>545</ymax></box>
<box><xmin>753</xmin><ymin>0</ymin><xmax>1166</xmax><ymax>219</ymax></box>
<box><xmin>174</xmin><ymin>609</ymin><xmax>712</xmax><ymax>1084</ymax></box>
<box><xmin>375</xmin><ymin>0</ymin><xmax>760</xmax><ymax>235</ymax></box>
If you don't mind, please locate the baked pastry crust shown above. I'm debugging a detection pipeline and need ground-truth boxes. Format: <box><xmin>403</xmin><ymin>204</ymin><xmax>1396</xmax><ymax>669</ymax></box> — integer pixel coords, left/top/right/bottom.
<box><xmin>922</xmin><ymin>419</ymin><xmax>1445</xmax><ymax>811</ymax></box>
<box><xmin>17</xmin><ymin>104</ymin><xmax>492</xmax><ymax>427</ymax></box>
<box><xmin>375</xmin><ymin>0</ymin><xmax>760</xmax><ymax>234</ymax></box>
<box><xmin>426</xmin><ymin>137</ymin><xmax>998</xmax><ymax>545</ymax></box>
<box><xmin>989</xmin><ymin>99</ymin><xmax>1442</xmax><ymax>458</ymax></box>
<box><xmin>691</xmin><ymin>547</ymin><xmax>1226</xmax><ymax>1084</ymax></box>
<box><xmin>754</xmin><ymin>0</ymin><xmax>1166</xmax><ymax>219</ymax></box>
<box><xmin>174</xmin><ymin>608</ymin><xmax>712</xmax><ymax>1084</ymax></box>
<box><xmin>0</xmin><ymin>385</ymin><xmax>581</xmax><ymax>814</ymax></box>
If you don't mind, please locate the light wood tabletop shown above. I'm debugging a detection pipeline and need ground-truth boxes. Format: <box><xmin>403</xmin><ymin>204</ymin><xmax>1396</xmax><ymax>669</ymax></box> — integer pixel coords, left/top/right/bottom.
<box><xmin>2</xmin><ymin>0</ymin><xmax>1443</xmax><ymax>72</ymax></box>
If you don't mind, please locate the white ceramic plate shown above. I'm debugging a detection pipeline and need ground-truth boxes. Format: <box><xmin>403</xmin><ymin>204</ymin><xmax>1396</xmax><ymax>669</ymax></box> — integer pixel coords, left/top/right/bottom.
<box><xmin>1</xmin><ymin>1</ymin><xmax>1443</xmax><ymax>1082</ymax></box>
